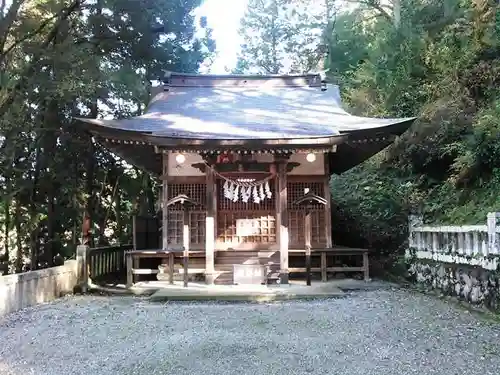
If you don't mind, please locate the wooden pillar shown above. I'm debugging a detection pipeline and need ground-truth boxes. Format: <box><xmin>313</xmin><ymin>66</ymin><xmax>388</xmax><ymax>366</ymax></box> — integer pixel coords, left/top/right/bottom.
<box><xmin>320</xmin><ymin>251</ymin><xmax>327</xmax><ymax>282</ymax></box>
<box><xmin>205</xmin><ymin>165</ymin><xmax>216</xmax><ymax>284</ymax></box>
<box><xmin>168</xmin><ymin>252</ymin><xmax>174</xmax><ymax>285</ymax></box>
<box><xmin>324</xmin><ymin>155</ymin><xmax>333</xmax><ymax>248</ymax></box>
<box><xmin>162</xmin><ymin>153</ymin><xmax>169</xmax><ymax>251</ymax></box>
<box><xmin>76</xmin><ymin>244</ymin><xmax>89</xmax><ymax>292</ymax></box>
<box><xmin>304</xmin><ymin>210</ymin><xmax>312</xmax><ymax>286</ymax></box>
<box><xmin>182</xmin><ymin>205</ymin><xmax>190</xmax><ymax>288</ymax></box>
<box><xmin>363</xmin><ymin>250</ymin><xmax>370</xmax><ymax>282</ymax></box>
<box><xmin>126</xmin><ymin>252</ymin><xmax>133</xmax><ymax>288</ymax></box>
<box><xmin>275</xmin><ymin>157</ymin><xmax>289</xmax><ymax>284</ymax></box>
<box><xmin>132</xmin><ymin>216</ymin><xmax>137</xmax><ymax>250</ymax></box>
<box><xmin>323</xmin><ymin>154</ymin><xmax>332</xmax><ymax>283</ymax></box>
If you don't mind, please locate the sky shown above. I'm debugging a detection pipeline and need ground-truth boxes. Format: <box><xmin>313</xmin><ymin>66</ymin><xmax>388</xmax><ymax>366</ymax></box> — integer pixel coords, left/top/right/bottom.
<box><xmin>195</xmin><ymin>0</ymin><xmax>357</xmax><ymax>74</ymax></box>
<box><xmin>195</xmin><ymin>0</ymin><xmax>249</xmax><ymax>74</ymax></box>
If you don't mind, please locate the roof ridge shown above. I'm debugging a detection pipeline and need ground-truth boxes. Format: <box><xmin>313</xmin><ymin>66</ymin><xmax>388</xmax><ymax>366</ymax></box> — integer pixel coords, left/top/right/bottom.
<box><xmin>163</xmin><ymin>72</ymin><xmax>322</xmax><ymax>88</ymax></box>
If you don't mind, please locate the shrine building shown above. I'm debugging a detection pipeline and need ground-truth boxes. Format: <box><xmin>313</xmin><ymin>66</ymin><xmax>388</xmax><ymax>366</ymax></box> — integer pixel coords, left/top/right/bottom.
<box><xmin>76</xmin><ymin>73</ymin><xmax>416</xmax><ymax>285</ymax></box>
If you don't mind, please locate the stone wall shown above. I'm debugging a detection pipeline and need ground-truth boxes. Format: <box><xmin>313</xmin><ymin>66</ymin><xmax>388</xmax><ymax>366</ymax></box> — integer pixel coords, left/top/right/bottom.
<box><xmin>407</xmin><ymin>259</ymin><xmax>500</xmax><ymax>311</ymax></box>
<box><xmin>0</xmin><ymin>260</ymin><xmax>78</xmax><ymax>317</ymax></box>
<box><xmin>405</xmin><ymin>212</ymin><xmax>500</xmax><ymax>311</ymax></box>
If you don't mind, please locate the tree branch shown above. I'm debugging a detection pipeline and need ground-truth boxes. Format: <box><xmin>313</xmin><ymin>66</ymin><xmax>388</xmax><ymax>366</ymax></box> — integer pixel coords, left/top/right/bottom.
<box><xmin>0</xmin><ymin>0</ymin><xmax>26</xmax><ymax>64</ymax></box>
<box><xmin>1</xmin><ymin>13</ymin><xmax>60</xmax><ymax>65</ymax></box>
<box><xmin>0</xmin><ymin>0</ymin><xmax>82</xmax><ymax>119</ymax></box>
<box><xmin>344</xmin><ymin>0</ymin><xmax>393</xmax><ymax>23</ymax></box>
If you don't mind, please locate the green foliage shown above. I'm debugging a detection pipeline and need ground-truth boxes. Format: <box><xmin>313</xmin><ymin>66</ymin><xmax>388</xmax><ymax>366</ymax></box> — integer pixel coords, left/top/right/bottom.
<box><xmin>328</xmin><ymin>0</ymin><xmax>500</xmax><ymax>256</ymax></box>
<box><xmin>235</xmin><ymin>0</ymin><xmax>334</xmax><ymax>74</ymax></box>
<box><xmin>0</xmin><ymin>0</ymin><xmax>214</xmax><ymax>274</ymax></box>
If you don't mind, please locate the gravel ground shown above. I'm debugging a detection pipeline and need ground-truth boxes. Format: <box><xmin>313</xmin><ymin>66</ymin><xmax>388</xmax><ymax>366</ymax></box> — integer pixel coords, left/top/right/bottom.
<box><xmin>1</xmin><ymin>288</ymin><xmax>500</xmax><ymax>375</ymax></box>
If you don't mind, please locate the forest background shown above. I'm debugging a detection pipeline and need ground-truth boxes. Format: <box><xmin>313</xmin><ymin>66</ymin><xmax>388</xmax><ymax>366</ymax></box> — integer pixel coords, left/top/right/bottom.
<box><xmin>1</xmin><ymin>0</ymin><xmax>498</xmax><ymax>274</ymax></box>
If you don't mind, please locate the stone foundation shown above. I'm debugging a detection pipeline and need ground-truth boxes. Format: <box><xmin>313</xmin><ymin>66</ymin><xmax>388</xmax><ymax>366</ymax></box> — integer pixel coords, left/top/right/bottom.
<box><xmin>407</xmin><ymin>260</ymin><xmax>500</xmax><ymax>311</ymax></box>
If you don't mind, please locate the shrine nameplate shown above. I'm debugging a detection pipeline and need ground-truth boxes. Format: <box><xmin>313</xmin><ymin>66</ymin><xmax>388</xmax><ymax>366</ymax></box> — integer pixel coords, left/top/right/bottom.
<box><xmin>233</xmin><ymin>264</ymin><xmax>266</xmax><ymax>285</ymax></box>
<box><xmin>236</xmin><ymin>219</ymin><xmax>260</xmax><ymax>237</ymax></box>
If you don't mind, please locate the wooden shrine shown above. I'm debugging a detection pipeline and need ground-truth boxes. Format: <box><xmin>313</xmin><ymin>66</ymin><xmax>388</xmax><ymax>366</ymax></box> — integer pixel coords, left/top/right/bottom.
<box><xmin>76</xmin><ymin>73</ymin><xmax>416</xmax><ymax>285</ymax></box>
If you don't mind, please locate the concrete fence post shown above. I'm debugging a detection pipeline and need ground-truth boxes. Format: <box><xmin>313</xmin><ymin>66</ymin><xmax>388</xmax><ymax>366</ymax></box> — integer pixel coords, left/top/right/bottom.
<box><xmin>407</xmin><ymin>214</ymin><xmax>423</xmax><ymax>255</ymax></box>
<box><xmin>408</xmin><ymin>214</ymin><xmax>424</xmax><ymax>231</ymax></box>
<box><xmin>487</xmin><ymin>212</ymin><xmax>500</xmax><ymax>256</ymax></box>
<box><xmin>76</xmin><ymin>245</ymin><xmax>90</xmax><ymax>293</ymax></box>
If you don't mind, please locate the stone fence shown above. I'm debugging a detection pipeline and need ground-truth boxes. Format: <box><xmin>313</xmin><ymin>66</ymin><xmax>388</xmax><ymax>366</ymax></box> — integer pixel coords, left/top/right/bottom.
<box><xmin>406</xmin><ymin>212</ymin><xmax>500</xmax><ymax>309</ymax></box>
<box><xmin>0</xmin><ymin>260</ymin><xmax>78</xmax><ymax>316</ymax></box>
<box><xmin>0</xmin><ymin>244</ymin><xmax>132</xmax><ymax>317</ymax></box>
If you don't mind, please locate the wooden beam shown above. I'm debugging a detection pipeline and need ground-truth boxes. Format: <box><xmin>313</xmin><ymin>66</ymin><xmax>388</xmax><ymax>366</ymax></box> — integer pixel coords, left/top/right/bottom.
<box><xmin>275</xmin><ymin>156</ymin><xmax>289</xmax><ymax>284</ymax></box>
<box><xmin>205</xmin><ymin>163</ymin><xmax>216</xmax><ymax>284</ymax></box>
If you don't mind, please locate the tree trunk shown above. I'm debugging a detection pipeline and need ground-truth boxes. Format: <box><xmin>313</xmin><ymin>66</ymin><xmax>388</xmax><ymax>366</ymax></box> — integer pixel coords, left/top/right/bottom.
<box><xmin>3</xmin><ymin>191</ymin><xmax>10</xmax><ymax>275</ymax></box>
<box><xmin>0</xmin><ymin>0</ymin><xmax>25</xmax><ymax>67</ymax></box>
<box><xmin>83</xmin><ymin>101</ymin><xmax>98</xmax><ymax>247</ymax></box>
<box><xmin>14</xmin><ymin>197</ymin><xmax>23</xmax><ymax>273</ymax></box>
<box><xmin>29</xmin><ymin>142</ymin><xmax>41</xmax><ymax>270</ymax></box>
<box><xmin>46</xmin><ymin>191</ymin><xmax>55</xmax><ymax>266</ymax></box>
<box><xmin>393</xmin><ymin>0</ymin><xmax>401</xmax><ymax>29</ymax></box>
<box><xmin>0</xmin><ymin>1</ymin><xmax>82</xmax><ymax>118</ymax></box>
<box><xmin>41</xmin><ymin>99</ymin><xmax>59</xmax><ymax>267</ymax></box>
<box><xmin>114</xmin><ymin>189</ymin><xmax>122</xmax><ymax>242</ymax></box>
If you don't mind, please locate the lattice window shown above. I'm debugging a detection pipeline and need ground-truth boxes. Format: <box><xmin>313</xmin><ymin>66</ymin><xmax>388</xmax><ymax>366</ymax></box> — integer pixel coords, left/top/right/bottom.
<box><xmin>168</xmin><ymin>183</ymin><xmax>206</xmax><ymax>208</ymax></box>
<box><xmin>166</xmin><ymin>183</ymin><xmax>206</xmax><ymax>245</ymax></box>
<box><xmin>287</xmin><ymin>181</ymin><xmax>324</xmax><ymax>208</ymax></box>
<box><xmin>287</xmin><ymin>181</ymin><xmax>326</xmax><ymax>247</ymax></box>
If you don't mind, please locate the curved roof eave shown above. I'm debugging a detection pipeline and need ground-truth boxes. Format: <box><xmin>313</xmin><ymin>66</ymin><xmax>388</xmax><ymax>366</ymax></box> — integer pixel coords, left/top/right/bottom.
<box><xmin>75</xmin><ymin>116</ymin><xmax>416</xmax><ymax>147</ymax></box>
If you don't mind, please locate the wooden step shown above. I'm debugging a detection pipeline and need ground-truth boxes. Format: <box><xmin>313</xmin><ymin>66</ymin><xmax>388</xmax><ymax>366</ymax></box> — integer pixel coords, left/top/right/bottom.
<box><xmin>216</xmin><ymin>253</ymin><xmax>279</xmax><ymax>266</ymax></box>
<box><xmin>216</xmin><ymin>250</ymin><xmax>279</xmax><ymax>258</ymax></box>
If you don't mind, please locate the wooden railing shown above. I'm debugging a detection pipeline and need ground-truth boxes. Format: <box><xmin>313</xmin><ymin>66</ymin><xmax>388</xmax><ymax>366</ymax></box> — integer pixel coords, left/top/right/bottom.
<box><xmin>88</xmin><ymin>244</ymin><xmax>133</xmax><ymax>281</ymax></box>
<box><xmin>407</xmin><ymin>212</ymin><xmax>500</xmax><ymax>270</ymax></box>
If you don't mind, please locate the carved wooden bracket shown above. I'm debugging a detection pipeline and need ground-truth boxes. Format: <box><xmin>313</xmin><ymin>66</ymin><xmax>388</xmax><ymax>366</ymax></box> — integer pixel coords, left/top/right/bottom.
<box><xmin>292</xmin><ymin>191</ymin><xmax>327</xmax><ymax>207</ymax></box>
<box><xmin>165</xmin><ymin>194</ymin><xmax>200</xmax><ymax>208</ymax></box>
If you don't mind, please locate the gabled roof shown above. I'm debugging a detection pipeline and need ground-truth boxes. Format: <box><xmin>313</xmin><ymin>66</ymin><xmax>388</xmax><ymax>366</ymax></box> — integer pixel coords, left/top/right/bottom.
<box><xmin>75</xmin><ymin>72</ymin><xmax>417</xmax><ymax>175</ymax></box>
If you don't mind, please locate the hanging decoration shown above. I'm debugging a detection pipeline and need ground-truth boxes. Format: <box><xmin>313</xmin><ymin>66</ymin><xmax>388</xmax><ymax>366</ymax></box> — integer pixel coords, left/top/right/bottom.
<box><xmin>206</xmin><ymin>162</ymin><xmax>274</xmax><ymax>204</ymax></box>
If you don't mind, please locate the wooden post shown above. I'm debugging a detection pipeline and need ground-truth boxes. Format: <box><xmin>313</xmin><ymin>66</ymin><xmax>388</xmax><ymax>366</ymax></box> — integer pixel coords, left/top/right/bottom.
<box><xmin>132</xmin><ymin>216</ymin><xmax>137</xmax><ymax>250</ymax></box>
<box><xmin>168</xmin><ymin>252</ymin><xmax>174</xmax><ymax>285</ymax></box>
<box><xmin>363</xmin><ymin>251</ymin><xmax>370</xmax><ymax>282</ymax></box>
<box><xmin>275</xmin><ymin>157</ymin><xmax>289</xmax><ymax>285</ymax></box>
<box><xmin>324</xmin><ymin>156</ymin><xmax>333</xmax><ymax>249</ymax></box>
<box><xmin>205</xmin><ymin>165</ymin><xmax>216</xmax><ymax>284</ymax></box>
<box><xmin>321</xmin><ymin>251</ymin><xmax>327</xmax><ymax>282</ymax></box>
<box><xmin>126</xmin><ymin>252</ymin><xmax>133</xmax><ymax>288</ymax></box>
<box><xmin>304</xmin><ymin>210</ymin><xmax>312</xmax><ymax>286</ymax></box>
<box><xmin>76</xmin><ymin>244</ymin><xmax>89</xmax><ymax>293</ymax></box>
<box><xmin>162</xmin><ymin>153</ymin><xmax>169</xmax><ymax>251</ymax></box>
<box><xmin>183</xmin><ymin>205</ymin><xmax>190</xmax><ymax>288</ymax></box>
<box><xmin>132</xmin><ymin>255</ymin><xmax>139</xmax><ymax>285</ymax></box>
